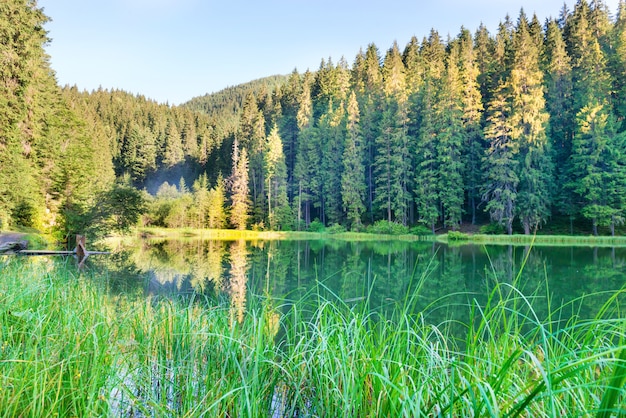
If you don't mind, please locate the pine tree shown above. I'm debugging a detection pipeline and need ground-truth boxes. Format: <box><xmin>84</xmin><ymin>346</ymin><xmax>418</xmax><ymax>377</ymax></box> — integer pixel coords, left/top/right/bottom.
<box><xmin>163</xmin><ymin>120</ymin><xmax>184</xmax><ymax>167</ymax></box>
<box><xmin>294</xmin><ymin>71</ymin><xmax>316</xmax><ymax>227</ymax></box>
<box><xmin>436</xmin><ymin>41</ymin><xmax>465</xmax><ymax>229</ymax></box>
<box><xmin>238</xmin><ymin>94</ymin><xmax>267</xmax><ymax>224</ymax></box>
<box><xmin>414</xmin><ymin>30</ymin><xmax>446</xmax><ymax>231</ymax></box>
<box><xmin>458</xmin><ymin>28</ymin><xmax>485</xmax><ymax>224</ymax></box>
<box><xmin>192</xmin><ymin>173</ymin><xmax>210</xmax><ymax>228</ymax></box>
<box><xmin>379</xmin><ymin>42</ymin><xmax>412</xmax><ymax>225</ymax></box>
<box><xmin>568</xmin><ymin>103</ymin><xmax>621</xmax><ymax>235</ymax></box>
<box><xmin>610</xmin><ymin>0</ymin><xmax>626</xmax><ymax>128</ymax></box>
<box><xmin>482</xmin><ymin>84</ymin><xmax>519</xmax><ymax>235</ymax></box>
<box><xmin>318</xmin><ymin>101</ymin><xmax>345</xmax><ymax>225</ymax></box>
<box><xmin>341</xmin><ymin>92</ymin><xmax>366</xmax><ymax>229</ymax></box>
<box><xmin>545</xmin><ymin>19</ymin><xmax>575</xmax><ymax>226</ymax></box>
<box><xmin>265</xmin><ymin>124</ymin><xmax>292</xmax><ymax>230</ymax></box>
<box><xmin>229</xmin><ymin>138</ymin><xmax>250</xmax><ymax>230</ymax></box>
<box><xmin>509</xmin><ymin>12</ymin><xmax>552</xmax><ymax>234</ymax></box>
<box><xmin>207</xmin><ymin>174</ymin><xmax>227</xmax><ymax>229</ymax></box>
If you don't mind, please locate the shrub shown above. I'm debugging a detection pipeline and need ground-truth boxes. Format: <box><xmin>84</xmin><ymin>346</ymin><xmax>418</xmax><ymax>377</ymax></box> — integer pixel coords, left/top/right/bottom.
<box><xmin>366</xmin><ymin>220</ymin><xmax>409</xmax><ymax>235</ymax></box>
<box><xmin>326</xmin><ymin>223</ymin><xmax>346</xmax><ymax>234</ymax></box>
<box><xmin>479</xmin><ymin>223</ymin><xmax>505</xmax><ymax>235</ymax></box>
<box><xmin>409</xmin><ymin>225</ymin><xmax>433</xmax><ymax>236</ymax></box>
<box><xmin>447</xmin><ymin>231</ymin><xmax>469</xmax><ymax>241</ymax></box>
<box><xmin>307</xmin><ymin>219</ymin><xmax>325</xmax><ymax>233</ymax></box>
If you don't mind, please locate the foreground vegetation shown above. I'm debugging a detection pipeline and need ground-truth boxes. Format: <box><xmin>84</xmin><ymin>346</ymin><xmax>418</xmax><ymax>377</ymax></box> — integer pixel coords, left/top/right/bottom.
<box><xmin>0</xmin><ymin>257</ymin><xmax>624</xmax><ymax>417</ymax></box>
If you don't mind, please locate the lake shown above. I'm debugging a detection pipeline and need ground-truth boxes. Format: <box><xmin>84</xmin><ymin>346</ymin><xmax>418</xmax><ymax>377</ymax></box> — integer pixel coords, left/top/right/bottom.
<box><xmin>93</xmin><ymin>237</ymin><xmax>626</xmax><ymax>332</ymax></box>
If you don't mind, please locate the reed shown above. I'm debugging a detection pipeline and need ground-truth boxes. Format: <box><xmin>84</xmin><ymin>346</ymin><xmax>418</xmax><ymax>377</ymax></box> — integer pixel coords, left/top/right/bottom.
<box><xmin>0</xmin><ymin>257</ymin><xmax>624</xmax><ymax>416</ymax></box>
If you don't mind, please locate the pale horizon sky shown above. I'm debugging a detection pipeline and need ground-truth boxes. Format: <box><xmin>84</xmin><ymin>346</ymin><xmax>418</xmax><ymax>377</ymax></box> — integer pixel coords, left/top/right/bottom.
<box><xmin>40</xmin><ymin>0</ymin><xmax>621</xmax><ymax>105</ymax></box>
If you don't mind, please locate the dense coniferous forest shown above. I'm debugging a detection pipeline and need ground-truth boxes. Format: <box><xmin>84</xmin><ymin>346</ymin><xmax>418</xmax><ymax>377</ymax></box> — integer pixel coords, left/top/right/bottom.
<box><xmin>3</xmin><ymin>0</ymin><xmax>626</xmax><ymax>237</ymax></box>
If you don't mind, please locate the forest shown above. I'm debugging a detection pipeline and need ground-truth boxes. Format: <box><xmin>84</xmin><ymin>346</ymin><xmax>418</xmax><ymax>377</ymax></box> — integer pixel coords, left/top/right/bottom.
<box><xmin>3</xmin><ymin>0</ymin><xmax>626</xmax><ymax>238</ymax></box>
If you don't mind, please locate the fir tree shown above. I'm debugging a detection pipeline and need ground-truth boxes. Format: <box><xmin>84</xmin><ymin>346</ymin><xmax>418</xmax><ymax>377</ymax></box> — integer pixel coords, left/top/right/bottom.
<box><xmin>482</xmin><ymin>84</ymin><xmax>519</xmax><ymax>235</ymax></box>
<box><xmin>509</xmin><ymin>11</ymin><xmax>552</xmax><ymax>234</ymax></box>
<box><xmin>458</xmin><ymin>28</ymin><xmax>485</xmax><ymax>224</ymax></box>
<box><xmin>207</xmin><ymin>174</ymin><xmax>227</xmax><ymax>229</ymax></box>
<box><xmin>229</xmin><ymin>138</ymin><xmax>250</xmax><ymax>230</ymax></box>
<box><xmin>436</xmin><ymin>41</ymin><xmax>465</xmax><ymax>229</ymax></box>
<box><xmin>265</xmin><ymin>124</ymin><xmax>291</xmax><ymax>230</ymax></box>
<box><xmin>341</xmin><ymin>92</ymin><xmax>366</xmax><ymax>229</ymax></box>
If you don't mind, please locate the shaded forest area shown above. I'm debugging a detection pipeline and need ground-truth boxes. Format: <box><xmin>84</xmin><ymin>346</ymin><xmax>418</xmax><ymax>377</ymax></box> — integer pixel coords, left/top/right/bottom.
<box><xmin>3</xmin><ymin>0</ymin><xmax>626</xmax><ymax>238</ymax></box>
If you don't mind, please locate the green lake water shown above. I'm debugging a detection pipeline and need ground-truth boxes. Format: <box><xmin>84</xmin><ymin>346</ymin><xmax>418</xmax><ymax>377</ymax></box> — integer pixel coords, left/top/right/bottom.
<box><xmin>92</xmin><ymin>238</ymin><xmax>626</xmax><ymax>331</ymax></box>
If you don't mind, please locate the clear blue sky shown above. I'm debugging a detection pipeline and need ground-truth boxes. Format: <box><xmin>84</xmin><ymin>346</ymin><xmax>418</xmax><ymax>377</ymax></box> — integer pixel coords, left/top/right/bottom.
<box><xmin>40</xmin><ymin>0</ymin><xmax>620</xmax><ymax>105</ymax></box>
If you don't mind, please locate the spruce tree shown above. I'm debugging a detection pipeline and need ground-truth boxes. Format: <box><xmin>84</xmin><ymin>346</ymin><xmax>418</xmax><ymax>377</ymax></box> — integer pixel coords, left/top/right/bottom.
<box><xmin>482</xmin><ymin>84</ymin><xmax>519</xmax><ymax>235</ymax></box>
<box><xmin>265</xmin><ymin>124</ymin><xmax>292</xmax><ymax>230</ymax></box>
<box><xmin>435</xmin><ymin>41</ymin><xmax>465</xmax><ymax>229</ymax></box>
<box><xmin>414</xmin><ymin>30</ymin><xmax>446</xmax><ymax>231</ymax></box>
<box><xmin>545</xmin><ymin>19</ymin><xmax>575</xmax><ymax>226</ymax></box>
<box><xmin>341</xmin><ymin>92</ymin><xmax>366</xmax><ymax>229</ymax></box>
<box><xmin>207</xmin><ymin>174</ymin><xmax>227</xmax><ymax>229</ymax></box>
<box><xmin>509</xmin><ymin>12</ymin><xmax>552</xmax><ymax>234</ymax></box>
<box><xmin>238</xmin><ymin>94</ymin><xmax>267</xmax><ymax>224</ymax></box>
<box><xmin>458</xmin><ymin>28</ymin><xmax>485</xmax><ymax>224</ymax></box>
<box><xmin>229</xmin><ymin>138</ymin><xmax>250</xmax><ymax>230</ymax></box>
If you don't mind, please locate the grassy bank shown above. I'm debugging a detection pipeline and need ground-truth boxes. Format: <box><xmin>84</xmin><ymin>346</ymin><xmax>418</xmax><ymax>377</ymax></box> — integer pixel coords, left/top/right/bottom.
<box><xmin>1</xmin><ymin>258</ymin><xmax>624</xmax><ymax>416</ymax></box>
<box><xmin>137</xmin><ymin>227</ymin><xmax>626</xmax><ymax>248</ymax></box>
<box><xmin>136</xmin><ymin>226</ymin><xmax>422</xmax><ymax>242</ymax></box>
<box><xmin>440</xmin><ymin>232</ymin><xmax>626</xmax><ymax>247</ymax></box>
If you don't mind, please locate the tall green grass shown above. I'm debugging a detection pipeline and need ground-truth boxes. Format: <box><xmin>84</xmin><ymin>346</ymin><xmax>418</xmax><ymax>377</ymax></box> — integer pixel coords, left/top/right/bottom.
<box><xmin>440</xmin><ymin>232</ymin><xmax>626</xmax><ymax>247</ymax></box>
<box><xmin>0</xmin><ymin>257</ymin><xmax>624</xmax><ymax>416</ymax></box>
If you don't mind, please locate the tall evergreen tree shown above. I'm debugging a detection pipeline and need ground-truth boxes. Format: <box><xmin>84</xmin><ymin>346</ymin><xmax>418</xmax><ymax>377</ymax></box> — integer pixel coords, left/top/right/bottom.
<box><xmin>294</xmin><ymin>71</ymin><xmax>316</xmax><ymax>227</ymax></box>
<box><xmin>482</xmin><ymin>84</ymin><xmax>519</xmax><ymax>235</ymax></box>
<box><xmin>509</xmin><ymin>11</ymin><xmax>552</xmax><ymax>234</ymax></box>
<box><xmin>458</xmin><ymin>28</ymin><xmax>485</xmax><ymax>224</ymax></box>
<box><xmin>568</xmin><ymin>103</ymin><xmax>626</xmax><ymax>235</ymax></box>
<box><xmin>318</xmin><ymin>101</ymin><xmax>345</xmax><ymax>225</ymax></box>
<box><xmin>414</xmin><ymin>30</ymin><xmax>446</xmax><ymax>231</ymax></box>
<box><xmin>435</xmin><ymin>41</ymin><xmax>465</xmax><ymax>229</ymax></box>
<box><xmin>265</xmin><ymin>124</ymin><xmax>291</xmax><ymax>229</ymax></box>
<box><xmin>341</xmin><ymin>92</ymin><xmax>366</xmax><ymax>229</ymax></box>
<box><xmin>229</xmin><ymin>138</ymin><xmax>250</xmax><ymax>230</ymax></box>
<box><xmin>544</xmin><ymin>19</ymin><xmax>575</xmax><ymax>225</ymax></box>
<box><xmin>207</xmin><ymin>174</ymin><xmax>227</xmax><ymax>229</ymax></box>
<box><xmin>238</xmin><ymin>94</ymin><xmax>267</xmax><ymax>224</ymax></box>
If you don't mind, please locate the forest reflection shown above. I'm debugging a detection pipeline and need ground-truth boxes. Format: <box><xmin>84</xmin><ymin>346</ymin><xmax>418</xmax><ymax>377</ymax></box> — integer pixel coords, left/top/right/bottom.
<box><xmin>97</xmin><ymin>238</ymin><xmax>626</xmax><ymax>330</ymax></box>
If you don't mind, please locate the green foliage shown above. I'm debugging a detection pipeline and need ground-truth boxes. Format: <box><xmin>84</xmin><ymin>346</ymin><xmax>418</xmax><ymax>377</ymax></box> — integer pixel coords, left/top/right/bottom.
<box><xmin>409</xmin><ymin>225</ymin><xmax>433</xmax><ymax>236</ymax></box>
<box><xmin>325</xmin><ymin>223</ymin><xmax>347</xmax><ymax>234</ymax></box>
<box><xmin>447</xmin><ymin>231</ymin><xmax>469</xmax><ymax>241</ymax></box>
<box><xmin>479</xmin><ymin>222</ymin><xmax>506</xmax><ymax>235</ymax></box>
<box><xmin>307</xmin><ymin>219</ymin><xmax>325</xmax><ymax>232</ymax></box>
<box><xmin>92</xmin><ymin>178</ymin><xmax>147</xmax><ymax>234</ymax></box>
<box><xmin>366</xmin><ymin>220</ymin><xmax>409</xmax><ymax>235</ymax></box>
<box><xmin>5</xmin><ymin>1</ymin><xmax>626</xmax><ymax>236</ymax></box>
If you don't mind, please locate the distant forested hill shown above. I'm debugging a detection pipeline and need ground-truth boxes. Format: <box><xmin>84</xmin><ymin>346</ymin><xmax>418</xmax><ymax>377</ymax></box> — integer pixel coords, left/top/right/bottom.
<box><xmin>182</xmin><ymin>75</ymin><xmax>289</xmax><ymax>135</ymax></box>
<box><xmin>3</xmin><ymin>0</ymin><xmax>626</xmax><ymax>238</ymax></box>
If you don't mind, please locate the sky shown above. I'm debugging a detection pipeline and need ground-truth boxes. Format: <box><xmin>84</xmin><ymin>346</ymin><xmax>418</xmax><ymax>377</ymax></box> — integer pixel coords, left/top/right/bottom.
<box><xmin>40</xmin><ymin>0</ymin><xmax>621</xmax><ymax>105</ymax></box>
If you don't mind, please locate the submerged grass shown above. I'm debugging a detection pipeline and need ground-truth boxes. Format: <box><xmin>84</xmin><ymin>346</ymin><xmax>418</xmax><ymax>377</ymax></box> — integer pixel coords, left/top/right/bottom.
<box><xmin>0</xmin><ymin>256</ymin><xmax>624</xmax><ymax>416</ymax></box>
<box><xmin>440</xmin><ymin>232</ymin><xmax>626</xmax><ymax>247</ymax></box>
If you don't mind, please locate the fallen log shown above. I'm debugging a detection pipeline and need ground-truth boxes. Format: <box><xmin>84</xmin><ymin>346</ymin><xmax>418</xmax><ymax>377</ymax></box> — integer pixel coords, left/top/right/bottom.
<box><xmin>0</xmin><ymin>240</ymin><xmax>28</xmax><ymax>253</ymax></box>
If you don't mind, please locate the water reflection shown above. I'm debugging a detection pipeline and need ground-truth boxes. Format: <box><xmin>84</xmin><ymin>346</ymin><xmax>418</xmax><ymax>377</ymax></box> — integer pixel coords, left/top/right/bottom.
<box><xmin>229</xmin><ymin>239</ymin><xmax>248</xmax><ymax>324</ymax></box>
<box><xmin>90</xmin><ymin>239</ymin><xmax>626</xmax><ymax>328</ymax></box>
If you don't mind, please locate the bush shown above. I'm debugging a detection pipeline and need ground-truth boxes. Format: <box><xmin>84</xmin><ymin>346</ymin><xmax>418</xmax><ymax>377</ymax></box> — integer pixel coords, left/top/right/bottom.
<box><xmin>366</xmin><ymin>220</ymin><xmax>409</xmax><ymax>235</ymax></box>
<box><xmin>447</xmin><ymin>231</ymin><xmax>469</xmax><ymax>241</ymax></box>
<box><xmin>409</xmin><ymin>225</ymin><xmax>433</xmax><ymax>236</ymax></box>
<box><xmin>479</xmin><ymin>223</ymin><xmax>505</xmax><ymax>235</ymax></box>
<box><xmin>307</xmin><ymin>219</ymin><xmax>325</xmax><ymax>233</ymax></box>
<box><xmin>326</xmin><ymin>223</ymin><xmax>346</xmax><ymax>234</ymax></box>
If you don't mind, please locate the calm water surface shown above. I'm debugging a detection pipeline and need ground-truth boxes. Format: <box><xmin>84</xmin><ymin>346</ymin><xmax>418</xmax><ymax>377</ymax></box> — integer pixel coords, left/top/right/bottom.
<box><xmin>94</xmin><ymin>238</ymin><xmax>626</xmax><ymax>329</ymax></box>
